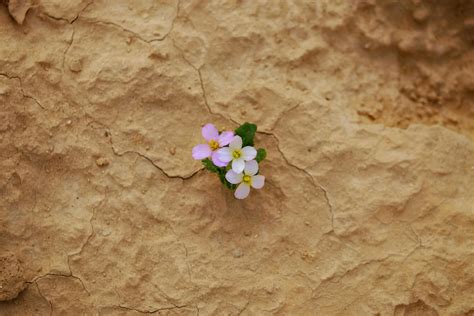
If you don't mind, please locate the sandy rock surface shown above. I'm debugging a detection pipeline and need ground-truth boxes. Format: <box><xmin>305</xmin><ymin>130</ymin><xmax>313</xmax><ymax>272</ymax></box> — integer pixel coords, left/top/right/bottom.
<box><xmin>0</xmin><ymin>253</ymin><xmax>26</xmax><ymax>301</ymax></box>
<box><xmin>1</xmin><ymin>0</ymin><xmax>473</xmax><ymax>315</ymax></box>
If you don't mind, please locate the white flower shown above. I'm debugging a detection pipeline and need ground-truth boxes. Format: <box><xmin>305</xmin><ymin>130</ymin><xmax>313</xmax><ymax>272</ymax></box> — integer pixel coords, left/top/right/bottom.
<box><xmin>217</xmin><ymin>135</ymin><xmax>257</xmax><ymax>173</ymax></box>
<box><xmin>225</xmin><ymin>160</ymin><xmax>265</xmax><ymax>199</ymax></box>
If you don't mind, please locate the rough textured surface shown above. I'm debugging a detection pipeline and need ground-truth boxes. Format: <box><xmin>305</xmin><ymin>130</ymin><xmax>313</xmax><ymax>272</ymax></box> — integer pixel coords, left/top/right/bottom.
<box><xmin>0</xmin><ymin>0</ymin><xmax>473</xmax><ymax>315</ymax></box>
<box><xmin>0</xmin><ymin>253</ymin><xmax>26</xmax><ymax>301</ymax></box>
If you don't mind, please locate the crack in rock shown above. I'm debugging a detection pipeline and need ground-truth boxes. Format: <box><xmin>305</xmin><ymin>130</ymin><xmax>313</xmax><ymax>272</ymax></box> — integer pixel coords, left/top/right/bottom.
<box><xmin>85</xmin><ymin>117</ymin><xmax>203</xmax><ymax>179</ymax></box>
<box><xmin>62</xmin><ymin>26</ymin><xmax>75</xmax><ymax>73</ymax></box>
<box><xmin>236</xmin><ymin>290</ymin><xmax>253</xmax><ymax>316</ymax></box>
<box><xmin>112</xmin><ymin>147</ymin><xmax>202</xmax><ymax>180</ymax></box>
<box><xmin>108</xmin><ymin>133</ymin><xmax>202</xmax><ymax>180</ymax></box>
<box><xmin>70</xmin><ymin>0</ymin><xmax>94</xmax><ymax>24</ymax></box>
<box><xmin>261</xmin><ymin>130</ymin><xmax>335</xmax><ymax>232</ymax></box>
<box><xmin>115</xmin><ymin>303</ymin><xmax>188</xmax><ymax>314</ymax></box>
<box><xmin>40</xmin><ymin>0</ymin><xmax>94</xmax><ymax>24</ymax></box>
<box><xmin>79</xmin><ymin>0</ymin><xmax>180</xmax><ymax>44</ymax></box>
<box><xmin>34</xmin><ymin>281</ymin><xmax>53</xmax><ymax>316</ymax></box>
<box><xmin>53</xmin><ymin>190</ymin><xmax>110</xmax><ymax>297</ymax></box>
<box><xmin>34</xmin><ymin>273</ymin><xmax>90</xmax><ymax>296</ymax></box>
<box><xmin>269</xmin><ymin>103</ymin><xmax>301</xmax><ymax>131</ymax></box>
<box><xmin>172</xmin><ymin>41</ymin><xmax>240</xmax><ymax>127</ymax></box>
<box><xmin>166</xmin><ymin>0</ymin><xmax>180</xmax><ymax>42</ymax></box>
<box><xmin>67</xmin><ymin>191</ymin><xmax>104</xmax><ymax>261</ymax></box>
<box><xmin>0</xmin><ymin>73</ymin><xmax>45</xmax><ymax>110</ymax></box>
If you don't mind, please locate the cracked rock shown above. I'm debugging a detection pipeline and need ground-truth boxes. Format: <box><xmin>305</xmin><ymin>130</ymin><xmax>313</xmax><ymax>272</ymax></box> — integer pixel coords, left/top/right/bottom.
<box><xmin>1</xmin><ymin>1</ymin><xmax>473</xmax><ymax>315</ymax></box>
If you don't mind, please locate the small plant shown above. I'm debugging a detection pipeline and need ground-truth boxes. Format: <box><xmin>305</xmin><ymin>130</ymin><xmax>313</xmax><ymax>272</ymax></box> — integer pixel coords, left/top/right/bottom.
<box><xmin>192</xmin><ymin>122</ymin><xmax>266</xmax><ymax>199</ymax></box>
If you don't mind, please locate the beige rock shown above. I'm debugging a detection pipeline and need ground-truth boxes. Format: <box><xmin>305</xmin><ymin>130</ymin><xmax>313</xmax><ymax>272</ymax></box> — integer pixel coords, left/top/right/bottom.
<box><xmin>0</xmin><ymin>254</ymin><xmax>26</xmax><ymax>301</ymax></box>
<box><xmin>0</xmin><ymin>1</ymin><xmax>473</xmax><ymax>315</ymax></box>
<box><xmin>6</xmin><ymin>0</ymin><xmax>34</xmax><ymax>24</ymax></box>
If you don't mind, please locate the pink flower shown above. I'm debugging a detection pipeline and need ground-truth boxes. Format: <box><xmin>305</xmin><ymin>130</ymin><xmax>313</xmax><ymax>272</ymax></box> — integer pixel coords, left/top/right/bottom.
<box><xmin>192</xmin><ymin>123</ymin><xmax>234</xmax><ymax>167</ymax></box>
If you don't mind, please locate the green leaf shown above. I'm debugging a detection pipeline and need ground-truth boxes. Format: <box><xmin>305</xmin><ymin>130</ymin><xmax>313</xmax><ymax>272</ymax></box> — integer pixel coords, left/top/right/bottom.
<box><xmin>202</xmin><ymin>159</ymin><xmax>237</xmax><ymax>190</ymax></box>
<box><xmin>218</xmin><ymin>172</ymin><xmax>227</xmax><ymax>185</ymax></box>
<box><xmin>256</xmin><ymin>148</ymin><xmax>267</xmax><ymax>163</ymax></box>
<box><xmin>235</xmin><ymin>122</ymin><xmax>257</xmax><ymax>147</ymax></box>
<box><xmin>202</xmin><ymin>158</ymin><xmax>219</xmax><ymax>173</ymax></box>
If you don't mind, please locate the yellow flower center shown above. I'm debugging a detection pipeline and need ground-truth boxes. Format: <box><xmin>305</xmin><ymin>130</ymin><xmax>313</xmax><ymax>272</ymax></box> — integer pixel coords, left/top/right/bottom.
<box><xmin>242</xmin><ymin>175</ymin><xmax>251</xmax><ymax>184</ymax></box>
<box><xmin>232</xmin><ymin>150</ymin><xmax>241</xmax><ymax>159</ymax></box>
<box><xmin>209</xmin><ymin>140</ymin><xmax>219</xmax><ymax>151</ymax></box>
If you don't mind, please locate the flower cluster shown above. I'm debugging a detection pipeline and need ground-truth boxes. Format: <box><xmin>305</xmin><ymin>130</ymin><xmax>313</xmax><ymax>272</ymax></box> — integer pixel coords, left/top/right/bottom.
<box><xmin>192</xmin><ymin>122</ymin><xmax>267</xmax><ymax>199</ymax></box>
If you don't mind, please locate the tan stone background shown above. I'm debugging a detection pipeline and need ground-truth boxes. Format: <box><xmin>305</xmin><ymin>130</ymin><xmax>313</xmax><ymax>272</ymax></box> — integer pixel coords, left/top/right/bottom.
<box><xmin>1</xmin><ymin>0</ymin><xmax>473</xmax><ymax>315</ymax></box>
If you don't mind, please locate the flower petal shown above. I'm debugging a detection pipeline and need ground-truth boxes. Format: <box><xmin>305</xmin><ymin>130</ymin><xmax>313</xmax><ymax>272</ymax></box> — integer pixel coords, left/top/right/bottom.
<box><xmin>241</xmin><ymin>146</ymin><xmax>257</xmax><ymax>161</ymax></box>
<box><xmin>229</xmin><ymin>135</ymin><xmax>242</xmax><ymax>150</ymax></box>
<box><xmin>225</xmin><ymin>170</ymin><xmax>243</xmax><ymax>184</ymax></box>
<box><xmin>192</xmin><ymin>144</ymin><xmax>212</xmax><ymax>160</ymax></box>
<box><xmin>251</xmin><ymin>175</ymin><xmax>265</xmax><ymax>189</ymax></box>
<box><xmin>217</xmin><ymin>147</ymin><xmax>233</xmax><ymax>162</ymax></box>
<box><xmin>202</xmin><ymin>123</ymin><xmax>219</xmax><ymax>142</ymax></box>
<box><xmin>211</xmin><ymin>151</ymin><xmax>228</xmax><ymax>167</ymax></box>
<box><xmin>218</xmin><ymin>131</ymin><xmax>234</xmax><ymax>147</ymax></box>
<box><xmin>244</xmin><ymin>160</ymin><xmax>259</xmax><ymax>176</ymax></box>
<box><xmin>232</xmin><ymin>158</ymin><xmax>245</xmax><ymax>174</ymax></box>
<box><xmin>234</xmin><ymin>183</ymin><xmax>250</xmax><ymax>199</ymax></box>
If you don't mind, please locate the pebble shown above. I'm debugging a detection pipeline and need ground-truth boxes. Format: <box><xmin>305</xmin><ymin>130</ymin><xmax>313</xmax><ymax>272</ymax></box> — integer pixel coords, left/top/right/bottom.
<box><xmin>232</xmin><ymin>248</ymin><xmax>243</xmax><ymax>258</ymax></box>
<box><xmin>95</xmin><ymin>157</ymin><xmax>110</xmax><ymax>167</ymax></box>
<box><xmin>413</xmin><ymin>7</ymin><xmax>430</xmax><ymax>22</ymax></box>
<box><xmin>69</xmin><ymin>59</ymin><xmax>82</xmax><ymax>73</ymax></box>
